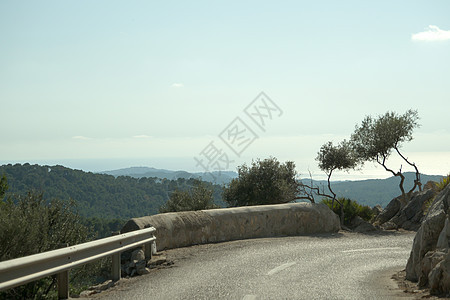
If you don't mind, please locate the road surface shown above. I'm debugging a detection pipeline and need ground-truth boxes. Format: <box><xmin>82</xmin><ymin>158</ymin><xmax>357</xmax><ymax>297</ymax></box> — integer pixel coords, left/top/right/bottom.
<box><xmin>91</xmin><ymin>231</ymin><xmax>416</xmax><ymax>300</ymax></box>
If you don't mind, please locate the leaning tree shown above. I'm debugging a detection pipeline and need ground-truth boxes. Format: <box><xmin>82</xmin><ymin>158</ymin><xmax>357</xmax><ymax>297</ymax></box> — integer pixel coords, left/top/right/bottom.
<box><xmin>315</xmin><ymin>140</ymin><xmax>359</xmax><ymax>225</ymax></box>
<box><xmin>350</xmin><ymin>109</ymin><xmax>421</xmax><ymax>204</ymax></box>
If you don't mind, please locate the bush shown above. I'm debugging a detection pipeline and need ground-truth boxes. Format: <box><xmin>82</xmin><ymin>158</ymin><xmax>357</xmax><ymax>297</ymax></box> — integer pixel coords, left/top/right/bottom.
<box><xmin>321</xmin><ymin>198</ymin><xmax>374</xmax><ymax>226</ymax></box>
<box><xmin>159</xmin><ymin>179</ymin><xmax>217</xmax><ymax>213</ymax></box>
<box><xmin>223</xmin><ymin>157</ymin><xmax>298</xmax><ymax>207</ymax></box>
<box><xmin>423</xmin><ymin>174</ymin><xmax>450</xmax><ymax>216</ymax></box>
<box><xmin>0</xmin><ymin>189</ymin><xmax>108</xmax><ymax>299</ymax></box>
<box><xmin>437</xmin><ymin>174</ymin><xmax>450</xmax><ymax>192</ymax></box>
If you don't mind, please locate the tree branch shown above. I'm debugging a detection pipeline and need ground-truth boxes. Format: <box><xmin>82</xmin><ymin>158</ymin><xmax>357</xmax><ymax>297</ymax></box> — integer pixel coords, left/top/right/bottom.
<box><xmin>377</xmin><ymin>154</ymin><xmax>407</xmax><ymax>204</ymax></box>
<box><xmin>394</xmin><ymin>146</ymin><xmax>422</xmax><ymax>193</ymax></box>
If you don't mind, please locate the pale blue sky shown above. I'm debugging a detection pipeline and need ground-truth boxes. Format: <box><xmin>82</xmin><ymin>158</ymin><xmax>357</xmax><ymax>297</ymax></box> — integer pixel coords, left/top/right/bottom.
<box><xmin>1</xmin><ymin>1</ymin><xmax>449</xmax><ymax>179</ymax></box>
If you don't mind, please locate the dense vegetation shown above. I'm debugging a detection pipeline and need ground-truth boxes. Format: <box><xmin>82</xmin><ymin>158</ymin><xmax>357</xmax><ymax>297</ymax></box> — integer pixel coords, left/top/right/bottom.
<box><xmin>0</xmin><ymin>182</ymin><xmax>106</xmax><ymax>299</ymax></box>
<box><xmin>159</xmin><ymin>179</ymin><xmax>217</xmax><ymax>213</ymax></box>
<box><xmin>0</xmin><ymin>163</ymin><xmax>224</xmax><ymax>220</ymax></box>
<box><xmin>223</xmin><ymin>157</ymin><xmax>298</xmax><ymax>207</ymax></box>
<box><xmin>321</xmin><ymin>198</ymin><xmax>374</xmax><ymax>226</ymax></box>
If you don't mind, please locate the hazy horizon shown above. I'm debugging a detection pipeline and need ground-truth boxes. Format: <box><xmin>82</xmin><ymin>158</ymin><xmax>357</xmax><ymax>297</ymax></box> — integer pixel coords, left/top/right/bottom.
<box><xmin>1</xmin><ymin>1</ymin><xmax>449</xmax><ymax>180</ymax></box>
<box><xmin>0</xmin><ymin>158</ymin><xmax>446</xmax><ymax>182</ymax></box>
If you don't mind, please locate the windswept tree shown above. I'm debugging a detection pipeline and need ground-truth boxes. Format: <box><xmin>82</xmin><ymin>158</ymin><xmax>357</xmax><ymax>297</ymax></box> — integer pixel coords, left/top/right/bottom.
<box><xmin>315</xmin><ymin>140</ymin><xmax>359</xmax><ymax>225</ymax></box>
<box><xmin>350</xmin><ymin>109</ymin><xmax>421</xmax><ymax>204</ymax></box>
<box><xmin>223</xmin><ymin>157</ymin><xmax>298</xmax><ymax>207</ymax></box>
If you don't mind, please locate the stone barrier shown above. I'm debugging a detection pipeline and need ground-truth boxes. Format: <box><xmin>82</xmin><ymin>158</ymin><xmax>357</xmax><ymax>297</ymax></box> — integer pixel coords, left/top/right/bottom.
<box><xmin>121</xmin><ymin>202</ymin><xmax>340</xmax><ymax>251</ymax></box>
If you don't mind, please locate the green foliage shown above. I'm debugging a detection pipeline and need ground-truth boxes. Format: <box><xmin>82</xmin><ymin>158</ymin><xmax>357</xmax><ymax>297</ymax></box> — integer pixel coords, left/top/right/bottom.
<box><xmin>0</xmin><ymin>163</ymin><xmax>225</xmax><ymax>219</ymax></box>
<box><xmin>82</xmin><ymin>217</ymin><xmax>126</xmax><ymax>238</ymax></box>
<box><xmin>424</xmin><ymin>174</ymin><xmax>450</xmax><ymax>216</ymax></box>
<box><xmin>223</xmin><ymin>157</ymin><xmax>298</xmax><ymax>207</ymax></box>
<box><xmin>436</xmin><ymin>174</ymin><xmax>450</xmax><ymax>192</ymax></box>
<box><xmin>321</xmin><ymin>198</ymin><xmax>374</xmax><ymax>226</ymax></box>
<box><xmin>351</xmin><ymin>109</ymin><xmax>420</xmax><ymax>162</ymax></box>
<box><xmin>350</xmin><ymin>110</ymin><xmax>421</xmax><ymax>201</ymax></box>
<box><xmin>0</xmin><ymin>174</ymin><xmax>7</xmax><ymax>198</ymax></box>
<box><xmin>159</xmin><ymin>179</ymin><xmax>217</xmax><ymax>213</ymax></box>
<box><xmin>0</xmin><ymin>191</ymin><xmax>91</xmax><ymax>299</ymax></box>
<box><xmin>316</xmin><ymin>140</ymin><xmax>358</xmax><ymax>175</ymax></box>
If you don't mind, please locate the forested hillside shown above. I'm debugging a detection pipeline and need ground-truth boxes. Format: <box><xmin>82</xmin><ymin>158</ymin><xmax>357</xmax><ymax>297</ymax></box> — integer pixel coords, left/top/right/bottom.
<box><xmin>0</xmin><ymin>164</ymin><xmax>225</xmax><ymax>220</ymax></box>
<box><xmin>1</xmin><ymin>164</ymin><xmax>444</xmax><ymax>221</ymax></box>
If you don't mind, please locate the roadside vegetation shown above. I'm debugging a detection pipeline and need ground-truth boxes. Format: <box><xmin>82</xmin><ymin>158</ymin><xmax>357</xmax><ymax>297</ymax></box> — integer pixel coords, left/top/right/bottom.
<box><xmin>159</xmin><ymin>179</ymin><xmax>217</xmax><ymax>213</ymax></box>
<box><xmin>223</xmin><ymin>157</ymin><xmax>298</xmax><ymax>207</ymax></box>
<box><xmin>321</xmin><ymin>198</ymin><xmax>374</xmax><ymax>226</ymax></box>
<box><xmin>436</xmin><ymin>173</ymin><xmax>450</xmax><ymax>192</ymax></box>
<box><xmin>0</xmin><ymin>177</ymin><xmax>111</xmax><ymax>299</ymax></box>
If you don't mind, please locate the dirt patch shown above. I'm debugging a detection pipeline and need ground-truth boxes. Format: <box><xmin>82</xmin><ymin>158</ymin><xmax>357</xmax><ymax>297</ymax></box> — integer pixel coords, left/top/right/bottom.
<box><xmin>391</xmin><ymin>270</ymin><xmax>447</xmax><ymax>299</ymax></box>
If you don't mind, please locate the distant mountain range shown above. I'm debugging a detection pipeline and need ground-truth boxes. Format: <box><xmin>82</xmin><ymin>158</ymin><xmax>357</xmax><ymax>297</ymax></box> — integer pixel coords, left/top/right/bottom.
<box><xmin>304</xmin><ymin>172</ymin><xmax>444</xmax><ymax>207</ymax></box>
<box><xmin>100</xmin><ymin>167</ymin><xmax>444</xmax><ymax>207</ymax></box>
<box><xmin>99</xmin><ymin>167</ymin><xmax>238</xmax><ymax>185</ymax></box>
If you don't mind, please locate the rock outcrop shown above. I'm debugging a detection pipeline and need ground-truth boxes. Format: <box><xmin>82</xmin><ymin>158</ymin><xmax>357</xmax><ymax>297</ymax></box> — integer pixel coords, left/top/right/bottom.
<box><xmin>374</xmin><ymin>184</ymin><xmax>437</xmax><ymax>231</ymax></box>
<box><xmin>350</xmin><ymin>216</ymin><xmax>377</xmax><ymax>233</ymax></box>
<box><xmin>405</xmin><ymin>183</ymin><xmax>450</xmax><ymax>295</ymax></box>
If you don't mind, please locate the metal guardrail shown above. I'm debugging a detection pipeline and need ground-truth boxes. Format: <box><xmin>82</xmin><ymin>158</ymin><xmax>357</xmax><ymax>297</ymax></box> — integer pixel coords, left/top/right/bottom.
<box><xmin>0</xmin><ymin>227</ymin><xmax>156</xmax><ymax>299</ymax></box>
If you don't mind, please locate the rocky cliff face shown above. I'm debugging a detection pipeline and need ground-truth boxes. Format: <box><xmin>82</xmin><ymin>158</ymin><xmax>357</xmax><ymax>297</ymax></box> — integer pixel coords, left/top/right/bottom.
<box><xmin>405</xmin><ymin>184</ymin><xmax>450</xmax><ymax>295</ymax></box>
<box><xmin>374</xmin><ymin>184</ymin><xmax>437</xmax><ymax>231</ymax></box>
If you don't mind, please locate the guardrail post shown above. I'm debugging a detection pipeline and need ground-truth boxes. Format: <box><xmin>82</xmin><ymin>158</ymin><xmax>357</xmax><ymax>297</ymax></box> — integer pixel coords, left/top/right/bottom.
<box><xmin>144</xmin><ymin>243</ymin><xmax>152</xmax><ymax>260</ymax></box>
<box><xmin>56</xmin><ymin>270</ymin><xmax>69</xmax><ymax>299</ymax></box>
<box><xmin>112</xmin><ymin>253</ymin><xmax>121</xmax><ymax>281</ymax></box>
<box><xmin>151</xmin><ymin>239</ymin><xmax>157</xmax><ymax>255</ymax></box>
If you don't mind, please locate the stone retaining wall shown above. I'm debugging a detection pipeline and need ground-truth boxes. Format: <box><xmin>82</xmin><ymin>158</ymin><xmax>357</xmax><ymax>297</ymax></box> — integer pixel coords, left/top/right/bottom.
<box><xmin>121</xmin><ymin>203</ymin><xmax>340</xmax><ymax>251</ymax></box>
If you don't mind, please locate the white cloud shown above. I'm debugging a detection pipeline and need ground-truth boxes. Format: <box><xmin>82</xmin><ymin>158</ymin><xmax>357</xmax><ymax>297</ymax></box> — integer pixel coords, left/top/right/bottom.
<box><xmin>171</xmin><ymin>83</ymin><xmax>184</xmax><ymax>88</ymax></box>
<box><xmin>72</xmin><ymin>136</ymin><xmax>92</xmax><ymax>140</ymax></box>
<box><xmin>412</xmin><ymin>25</ymin><xmax>450</xmax><ymax>41</ymax></box>
<box><xmin>132</xmin><ymin>135</ymin><xmax>152</xmax><ymax>139</ymax></box>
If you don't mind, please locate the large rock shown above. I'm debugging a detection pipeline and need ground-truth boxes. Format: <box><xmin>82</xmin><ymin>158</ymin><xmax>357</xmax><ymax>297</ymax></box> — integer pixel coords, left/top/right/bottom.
<box><xmin>405</xmin><ymin>184</ymin><xmax>450</xmax><ymax>285</ymax></box>
<box><xmin>350</xmin><ymin>216</ymin><xmax>377</xmax><ymax>233</ymax></box>
<box><xmin>375</xmin><ymin>188</ymin><xmax>436</xmax><ymax>231</ymax></box>
<box><xmin>374</xmin><ymin>196</ymin><xmax>402</xmax><ymax>225</ymax></box>
<box><xmin>393</xmin><ymin>189</ymin><xmax>436</xmax><ymax>231</ymax></box>
<box><xmin>122</xmin><ymin>203</ymin><xmax>340</xmax><ymax>251</ymax></box>
<box><xmin>437</xmin><ymin>218</ymin><xmax>450</xmax><ymax>249</ymax></box>
<box><xmin>429</xmin><ymin>252</ymin><xmax>450</xmax><ymax>295</ymax></box>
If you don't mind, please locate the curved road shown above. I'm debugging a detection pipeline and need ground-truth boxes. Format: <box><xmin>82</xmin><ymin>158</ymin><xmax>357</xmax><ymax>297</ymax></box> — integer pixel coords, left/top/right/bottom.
<box><xmin>91</xmin><ymin>231</ymin><xmax>416</xmax><ymax>300</ymax></box>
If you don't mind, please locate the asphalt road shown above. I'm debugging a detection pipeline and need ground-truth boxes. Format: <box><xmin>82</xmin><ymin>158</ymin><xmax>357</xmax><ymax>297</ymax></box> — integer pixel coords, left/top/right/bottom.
<box><xmin>91</xmin><ymin>231</ymin><xmax>416</xmax><ymax>300</ymax></box>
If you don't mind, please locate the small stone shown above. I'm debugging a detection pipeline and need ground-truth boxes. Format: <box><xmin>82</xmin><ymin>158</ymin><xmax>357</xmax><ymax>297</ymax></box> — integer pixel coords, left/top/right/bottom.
<box><xmin>137</xmin><ymin>267</ymin><xmax>151</xmax><ymax>275</ymax></box>
<box><xmin>131</xmin><ymin>249</ymin><xmax>145</xmax><ymax>262</ymax></box>
<box><xmin>135</xmin><ymin>260</ymin><xmax>147</xmax><ymax>270</ymax></box>
<box><xmin>126</xmin><ymin>266</ymin><xmax>133</xmax><ymax>275</ymax></box>
<box><xmin>149</xmin><ymin>256</ymin><xmax>167</xmax><ymax>267</ymax></box>
<box><xmin>89</xmin><ymin>280</ymin><xmax>113</xmax><ymax>291</ymax></box>
<box><xmin>80</xmin><ymin>290</ymin><xmax>97</xmax><ymax>297</ymax></box>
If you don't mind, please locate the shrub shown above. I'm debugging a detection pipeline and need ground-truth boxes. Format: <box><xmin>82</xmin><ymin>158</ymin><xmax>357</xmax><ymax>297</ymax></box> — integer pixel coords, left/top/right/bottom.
<box><xmin>0</xmin><ymin>189</ymin><xmax>109</xmax><ymax>299</ymax></box>
<box><xmin>423</xmin><ymin>174</ymin><xmax>450</xmax><ymax>216</ymax></box>
<box><xmin>223</xmin><ymin>157</ymin><xmax>298</xmax><ymax>207</ymax></box>
<box><xmin>321</xmin><ymin>198</ymin><xmax>374</xmax><ymax>226</ymax></box>
<box><xmin>159</xmin><ymin>179</ymin><xmax>217</xmax><ymax>213</ymax></box>
<box><xmin>436</xmin><ymin>174</ymin><xmax>450</xmax><ymax>192</ymax></box>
